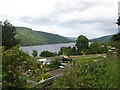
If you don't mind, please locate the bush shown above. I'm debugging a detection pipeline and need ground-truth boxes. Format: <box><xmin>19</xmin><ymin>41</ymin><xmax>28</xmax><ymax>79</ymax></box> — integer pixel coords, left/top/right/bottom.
<box><xmin>89</xmin><ymin>40</ymin><xmax>107</xmax><ymax>54</ymax></box>
<box><xmin>47</xmin><ymin>58</ymin><xmax>61</xmax><ymax>69</ymax></box>
<box><xmin>53</xmin><ymin>56</ymin><xmax>118</xmax><ymax>88</ymax></box>
<box><xmin>32</xmin><ymin>49</ymin><xmax>38</xmax><ymax>57</ymax></box>
<box><xmin>36</xmin><ymin>74</ymin><xmax>53</xmax><ymax>82</ymax></box>
<box><xmin>40</xmin><ymin>51</ymin><xmax>57</xmax><ymax>57</ymax></box>
<box><xmin>2</xmin><ymin>45</ymin><xmax>42</xmax><ymax>88</ymax></box>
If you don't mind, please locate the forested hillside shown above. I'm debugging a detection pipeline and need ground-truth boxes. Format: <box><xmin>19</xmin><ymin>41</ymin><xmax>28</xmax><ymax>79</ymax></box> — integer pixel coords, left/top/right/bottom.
<box><xmin>89</xmin><ymin>35</ymin><xmax>113</xmax><ymax>43</ymax></box>
<box><xmin>15</xmin><ymin>27</ymin><xmax>71</xmax><ymax>46</ymax></box>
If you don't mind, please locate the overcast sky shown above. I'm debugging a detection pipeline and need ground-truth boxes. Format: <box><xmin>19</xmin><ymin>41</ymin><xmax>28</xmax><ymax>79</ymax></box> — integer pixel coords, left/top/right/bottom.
<box><xmin>0</xmin><ymin>0</ymin><xmax>119</xmax><ymax>39</ymax></box>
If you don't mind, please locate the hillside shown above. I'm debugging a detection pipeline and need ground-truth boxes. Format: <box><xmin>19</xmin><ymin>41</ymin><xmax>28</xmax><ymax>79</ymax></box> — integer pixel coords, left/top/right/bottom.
<box><xmin>67</xmin><ymin>37</ymin><xmax>77</xmax><ymax>42</ymax></box>
<box><xmin>15</xmin><ymin>27</ymin><xmax>71</xmax><ymax>46</ymax></box>
<box><xmin>89</xmin><ymin>35</ymin><xmax>113</xmax><ymax>43</ymax></box>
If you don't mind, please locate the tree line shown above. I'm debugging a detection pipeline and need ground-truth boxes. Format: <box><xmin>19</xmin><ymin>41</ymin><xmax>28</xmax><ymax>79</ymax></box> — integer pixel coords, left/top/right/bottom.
<box><xmin>58</xmin><ymin>35</ymin><xmax>108</xmax><ymax>56</ymax></box>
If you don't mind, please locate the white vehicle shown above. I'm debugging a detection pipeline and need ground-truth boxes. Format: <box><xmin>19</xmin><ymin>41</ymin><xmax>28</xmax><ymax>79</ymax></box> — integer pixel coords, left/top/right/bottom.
<box><xmin>37</xmin><ymin>58</ymin><xmax>50</xmax><ymax>64</ymax></box>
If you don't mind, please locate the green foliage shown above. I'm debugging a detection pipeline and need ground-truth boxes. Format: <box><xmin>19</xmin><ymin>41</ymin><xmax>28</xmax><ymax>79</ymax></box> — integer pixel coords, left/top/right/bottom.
<box><xmin>15</xmin><ymin>27</ymin><xmax>71</xmax><ymax>46</ymax></box>
<box><xmin>32</xmin><ymin>49</ymin><xmax>38</xmax><ymax>57</ymax></box>
<box><xmin>111</xmin><ymin>17</ymin><xmax>120</xmax><ymax>55</ymax></box>
<box><xmin>0</xmin><ymin>46</ymin><xmax>2</xmax><ymax>88</ymax></box>
<box><xmin>89</xmin><ymin>40</ymin><xmax>107</xmax><ymax>54</ymax></box>
<box><xmin>2</xmin><ymin>20</ymin><xmax>20</xmax><ymax>50</ymax></box>
<box><xmin>36</xmin><ymin>74</ymin><xmax>53</xmax><ymax>82</ymax></box>
<box><xmin>59</xmin><ymin>46</ymin><xmax>72</xmax><ymax>55</ymax></box>
<box><xmin>47</xmin><ymin>58</ymin><xmax>61</xmax><ymax>69</ymax></box>
<box><xmin>59</xmin><ymin>36</ymin><xmax>107</xmax><ymax>56</ymax></box>
<box><xmin>53</xmin><ymin>56</ymin><xmax>118</xmax><ymax>88</ymax></box>
<box><xmin>40</xmin><ymin>51</ymin><xmax>57</xmax><ymax>57</ymax></box>
<box><xmin>111</xmin><ymin>33</ymin><xmax>120</xmax><ymax>54</ymax></box>
<box><xmin>71</xmin><ymin>46</ymin><xmax>77</xmax><ymax>55</ymax></box>
<box><xmin>75</xmin><ymin>35</ymin><xmax>89</xmax><ymax>54</ymax></box>
<box><xmin>111</xmin><ymin>33</ymin><xmax>120</xmax><ymax>42</ymax></box>
<box><xmin>116</xmin><ymin>16</ymin><xmax>120</xmax><ymax>26</ymax></box>
<box><xmin>2</xmin><ymin>45</ymin><xmax>41</xmax><ymax>88</ymax></box>
<box><xmin>59</xmin><ymin>46</ymin><xmax>77</xmax><ymax>55</ymax></box>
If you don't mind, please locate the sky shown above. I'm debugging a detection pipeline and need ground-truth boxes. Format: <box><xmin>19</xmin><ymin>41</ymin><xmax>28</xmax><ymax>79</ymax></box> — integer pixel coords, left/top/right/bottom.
<box><xmin>0</xmin><ymin>0</ymin><xmax>119</xmax><ymax>39</ymax></box>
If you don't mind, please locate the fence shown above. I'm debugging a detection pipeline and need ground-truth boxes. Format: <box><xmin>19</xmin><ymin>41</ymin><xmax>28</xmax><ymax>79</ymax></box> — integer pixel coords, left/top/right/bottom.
<box><xmin>33</xmin><ymin>73</ymin><xmax>63</xmax><ymax>88</ymax></box>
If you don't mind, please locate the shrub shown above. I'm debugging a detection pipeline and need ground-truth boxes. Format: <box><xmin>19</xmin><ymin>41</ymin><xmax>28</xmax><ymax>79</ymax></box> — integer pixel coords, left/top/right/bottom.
<box><xmin>89</xmin><ymin>40</ymin><xmax>107</xmax><ymax>54</ymax></box>
<box><xmin>32</xmin><ymin>49</ymin><xmax>38</xmax><ymax>57</ymax></box>
<box><xmin>36</xmin><ymin>74</ymin><xmax>53</xmax><ymax>82</ymax></box>
<box><xmin>53</xmin><ymin>56</ymin><xmax>118</xmax><ymax>88</ymax></box>
<box><xmin>2</xmin><ymin>45</ymin><xmax>42</xmax><ymax>88</ymax></box>
<box><xmin>47</xmin><ymin>58</ymin><xmax>61</xmax><ymax>69</ymax></box>
<box><xmin>40</xmin><ymin>51</ymin><xmax>57</xmax><ymax>57</ymax></box>
<box><xmin>58</xmin><ymin>46</ymin><xmax>72</xmax><ymax>56</ymax></box>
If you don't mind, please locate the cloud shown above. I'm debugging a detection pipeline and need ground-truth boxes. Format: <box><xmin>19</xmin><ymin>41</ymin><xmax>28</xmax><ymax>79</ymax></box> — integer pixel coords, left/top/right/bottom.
<box><xmin>0</xmin><ymin>0</ymin><xmax>119</xmax><ymax>39</ymax></box>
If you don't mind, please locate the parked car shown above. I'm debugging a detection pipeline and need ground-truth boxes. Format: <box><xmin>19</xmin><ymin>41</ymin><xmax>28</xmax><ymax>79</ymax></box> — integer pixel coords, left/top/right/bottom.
<box><xmin>61</xmin><ymin>56</ymin><xmax>72</xmax><ymax>63</ymax></box>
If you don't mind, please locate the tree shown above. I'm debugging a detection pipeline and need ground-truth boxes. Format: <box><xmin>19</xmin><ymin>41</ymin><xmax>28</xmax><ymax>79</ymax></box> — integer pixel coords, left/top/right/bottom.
<box><xmin>58</xmin><ymin>46</ymin><xmax>72</xmax><ymax>56</ymax></box>
<box><xmin>32</xmin><ymin>49</ymin><xmax>38</xmax><ymax>57</ymax></box>
<box><xmin>48</xmin><ymin>58</ymin><xmax>61</xmax><ymax>68</ymax></box>
<box><xmin>112</xmin><ymin>17</ymin><xmax>120</xmax><ymax>54</ymax></box>
<box><xmin>2</xmin><ymin>20</ymin><xmax>20</xmax><ymax>50</ymax></box>
<box><xmin>89</xmin><ymin>40</ymin><xmax>102</xmax><ymax>54</ymax></box>
<box><xmin>71</xmin><ymin>46</ymin><xmax>77</xmax><ymax>55</ymax></box>
<box><xmin>2</xmin><ymin>45</ymin><xmax>41</xmax><ymax>88</ymax></box>
<box><xmin>40</xmin><ymin>51</ymin><xmax>57</xmax><ymax>57</ymax></box>
<box><xmin>75</xmin><ymin>35</ymin><xmax>89</xmax><ymax>54</ymax></box>
<box><xmin>116</xmin><ymin>16</ymin><xmax>120</xmax><ymax>26</ymax></box>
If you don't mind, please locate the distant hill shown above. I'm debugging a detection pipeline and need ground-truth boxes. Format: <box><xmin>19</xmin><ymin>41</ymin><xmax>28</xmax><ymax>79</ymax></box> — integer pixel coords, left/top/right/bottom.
<box><xmin>15</xmin><ymin>27</ymin><xmax>71</xmax><ymax>46</ymax></box>
<box><xmin>67</xmin><ymin>35</ymin><xmax>113</xmax><ymax>44</ymax></box>
<box><xmin>67</xmin><ymin>37</ymin><xmax>77</xmax><ymax>42</ymax></box>
<box><xmin>89</xmin><ymin>35</ymin><xmax>113</xmax><ymax>43</ymax></box>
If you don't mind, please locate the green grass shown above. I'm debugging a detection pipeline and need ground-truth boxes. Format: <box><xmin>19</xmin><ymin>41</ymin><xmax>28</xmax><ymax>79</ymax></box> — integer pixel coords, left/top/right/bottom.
<box><xmin>53</xmin><ymin>55</ymin><xmax>118</xmax><ymax>88</ymax></box>
<box><xmin>35</xmin><ymin>54</ymin><xmax>105</xmax><ymax>62</ymax></box>
<box><xmin>70</xmin><ymin>54</ymin><xmax>105</xmax><ymax>59</ymax></box>
<box><xmin>75</xmin><ymin>56</ymin><xmax>104</xmax><ymax>61</ymax></box>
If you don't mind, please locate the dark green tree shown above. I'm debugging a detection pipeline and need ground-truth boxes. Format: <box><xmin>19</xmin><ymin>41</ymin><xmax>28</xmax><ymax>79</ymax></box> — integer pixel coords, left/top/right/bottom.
<box><xmin>58</xmin><ymin>46</ymin><xmax>72</xmax><ymax>56</ymax></box>
<box><xmin>75</xmin><ymin>35</ymin><xmax>89</xmax><ymax>54</ymax></box>
<box><xmin>2</xmin><ymin>20</ymin><xmax>20</xmax><ymax>50</ymax></box>
<box><xmin>89</xmin><ymin>40</ymin><xmax>102</xmax><ymax>54</ymax></box>
<box><xmin>48</xmin><ymin>58</ymin><xmax>61</xmax><ymax>68</ymax></box>
<box><xmin>2</xmin><ymin>45</ymin><xmax>41</xmax><ymax>88</ymax></box>
<box><xmin>40</xmin><ymin>51</ymin><xmax>57</xmax><ymax>57</ymax></box>
<box><xmin>116</xmin><ymin>16</ymin><xmax>120</xmax><ymax>26</ymax></box>
<box><xmin>58</xmin><ymin>47</ymin><xmax>66</xmax><ymax>55</ymax></box>
<box><xmin>32</xmin><ymin>49</ymin><xmax>38</xmax><ymax>57</ymax></box>
<box><xmin>71</xmin><ymin>46</ymin><xmax>77</xmax><ymax>55</ymax></box>
<box><xmin>112</xmin><ymin>17</ymin><xmax>120</xmax><ymax>54</ymax></box>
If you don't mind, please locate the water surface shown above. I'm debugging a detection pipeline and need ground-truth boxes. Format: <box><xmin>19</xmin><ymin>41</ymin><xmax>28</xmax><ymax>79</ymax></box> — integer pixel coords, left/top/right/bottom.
<box><xmin>21</xmin><ymin>43</ymin><xmax>75</xmax><ymax>55</ymax></box>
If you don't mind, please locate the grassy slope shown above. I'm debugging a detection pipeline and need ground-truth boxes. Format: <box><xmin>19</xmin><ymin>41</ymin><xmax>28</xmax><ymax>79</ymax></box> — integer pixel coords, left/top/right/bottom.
<box><xmin>15</xmin><ymin>27</ymin><xmax>71</xmax><ymax>46</ymax></box>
